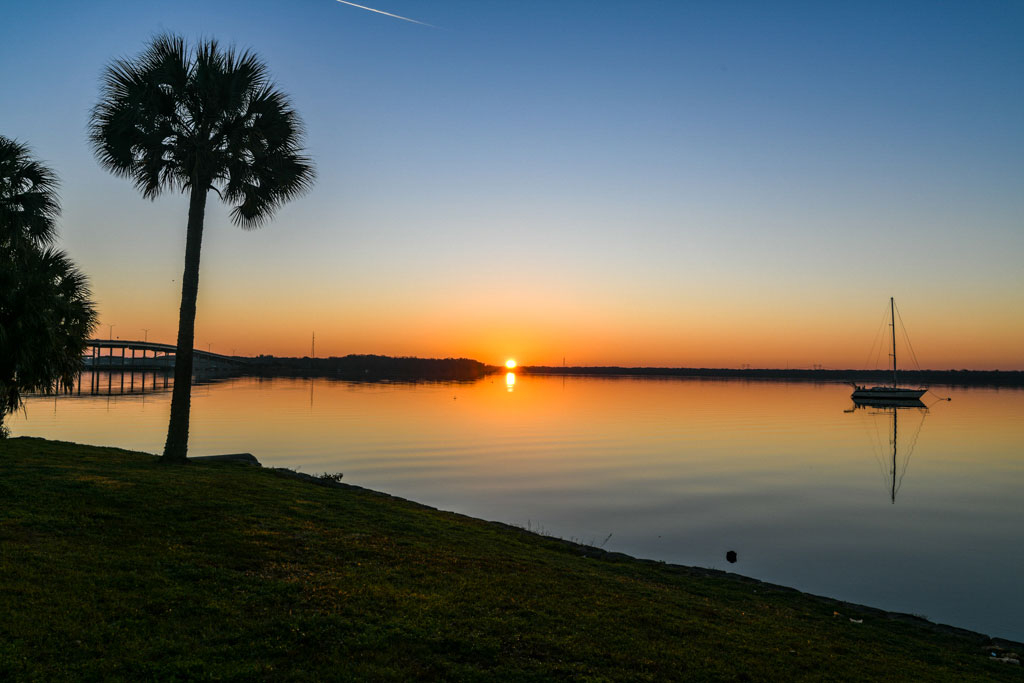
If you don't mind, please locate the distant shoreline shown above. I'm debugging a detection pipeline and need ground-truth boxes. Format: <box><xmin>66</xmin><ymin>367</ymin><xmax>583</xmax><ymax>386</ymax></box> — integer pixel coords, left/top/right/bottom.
<box><xmin>522</xmin><ymin>366</ymin><xmax>1024</xmax><ymax>387</ymax></box>
<box><xmin>84</xmin><ymin>352</ymin><xmax>1024</xmax><ymax>387</ymax></box>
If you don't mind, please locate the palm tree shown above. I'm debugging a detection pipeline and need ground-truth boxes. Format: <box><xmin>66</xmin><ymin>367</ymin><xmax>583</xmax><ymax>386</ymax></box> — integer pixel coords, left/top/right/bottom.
<box><xmin>88</xmin><ymin>35</ymin><xmax>315</xmax><ymax>462</ymax></box>
<box><xmin>0</xmin><ymin>136</ymin><xmax>60</xmax><ymax>248</ymax></box>
<box><xmin>0</xmin><ymin>137</ymin><xmax>97</xmax><ymax>437</ymax></box>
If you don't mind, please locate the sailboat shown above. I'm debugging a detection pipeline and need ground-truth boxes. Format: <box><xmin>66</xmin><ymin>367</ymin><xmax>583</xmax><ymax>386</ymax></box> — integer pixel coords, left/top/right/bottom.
<box><xmin>851</xmin><ymin>297</ymin><xmax>926</xmax><ymax>402</ymax></box>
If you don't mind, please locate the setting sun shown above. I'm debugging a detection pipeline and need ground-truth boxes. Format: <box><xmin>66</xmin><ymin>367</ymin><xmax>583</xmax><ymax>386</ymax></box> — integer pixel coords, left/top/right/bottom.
<box><xmin>506</xmin><ymin>359</ymin><xmax>517</xmax><ymax>369</ymax></box>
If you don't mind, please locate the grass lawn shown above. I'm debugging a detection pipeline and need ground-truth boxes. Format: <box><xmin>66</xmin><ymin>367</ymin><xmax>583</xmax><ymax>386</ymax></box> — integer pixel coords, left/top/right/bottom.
<box><xmin>1</xmin><ymin>437</ymin><xmax>1020</xmax><ymax>681</ymax></box>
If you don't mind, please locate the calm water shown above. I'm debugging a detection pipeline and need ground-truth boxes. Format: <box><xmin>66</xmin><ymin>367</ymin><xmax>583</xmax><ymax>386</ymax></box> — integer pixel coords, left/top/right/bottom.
<box><xmin>10</xmin><ymin>372</ymin><xmax>1024</xmax><ymax>641</ymax></box>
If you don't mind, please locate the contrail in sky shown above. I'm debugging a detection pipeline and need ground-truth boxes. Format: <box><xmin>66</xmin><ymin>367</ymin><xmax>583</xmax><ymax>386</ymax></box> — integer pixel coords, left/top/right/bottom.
<box><xmin>334</xmin><ymin>0</ymin><xmax>436</xmax><ymax>27</ymax></box>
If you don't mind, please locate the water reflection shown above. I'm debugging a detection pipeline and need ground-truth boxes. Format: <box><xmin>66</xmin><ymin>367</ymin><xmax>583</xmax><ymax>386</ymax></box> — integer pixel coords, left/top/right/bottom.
<box><xmin>848</xmin><ymin>399</ymin><xmax>928</xmax><ymax>504</ymax></box>
<box><xmin>26</xmin><ymin>370</ymin><xmax>174</xmax><ymax>398</ymax></box>
<box><xmin>506</xmin><ymin>371</ymin><xmax>516</xmax><ymax>392</ymax></box>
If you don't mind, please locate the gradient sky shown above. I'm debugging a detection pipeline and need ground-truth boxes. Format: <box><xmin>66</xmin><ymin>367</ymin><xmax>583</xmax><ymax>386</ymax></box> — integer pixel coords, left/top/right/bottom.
<box><xmin>2</xmin><ymin>1</ymin><xmax>1022</xmax><ymax>368</ymax></box>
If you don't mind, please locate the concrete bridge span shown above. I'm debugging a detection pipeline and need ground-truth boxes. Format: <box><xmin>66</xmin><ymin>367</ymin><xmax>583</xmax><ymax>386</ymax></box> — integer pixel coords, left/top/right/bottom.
<box><xmin>85</xmin><ymin>339</ymin><xmax>250</xmax><ymax>371</ymax></box>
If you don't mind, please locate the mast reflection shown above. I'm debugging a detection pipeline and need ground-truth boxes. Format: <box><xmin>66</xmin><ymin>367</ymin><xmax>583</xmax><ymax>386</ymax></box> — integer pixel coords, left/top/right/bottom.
<box><xmin>848</xmin><ymin>398</ymin><xmax>928</xmax><ymax>504</ymax></box>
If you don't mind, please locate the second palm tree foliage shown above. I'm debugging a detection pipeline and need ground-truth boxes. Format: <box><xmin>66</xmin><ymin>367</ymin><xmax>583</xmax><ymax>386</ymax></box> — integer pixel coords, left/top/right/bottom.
<box><xmin>89</xmin><ymin>34</ymin><xmax>315</xmax><ymax>462</ymax></box>
<box><xmin>0</xmin><ymin>136</ymin><xmax>97</xmax><ymax>437</ymax></box>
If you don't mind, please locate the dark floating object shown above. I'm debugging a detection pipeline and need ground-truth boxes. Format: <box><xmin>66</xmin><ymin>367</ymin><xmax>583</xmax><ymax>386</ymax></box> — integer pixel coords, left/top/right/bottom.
<box><xmin>726</xmin><ymin>550</ymin><xmax>737</xmax><ymax>563</ymax></box>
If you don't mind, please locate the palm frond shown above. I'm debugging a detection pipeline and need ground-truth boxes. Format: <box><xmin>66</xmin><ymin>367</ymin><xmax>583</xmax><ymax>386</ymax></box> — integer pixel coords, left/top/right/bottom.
<box><xmin>0</xmin><ymin>243</ymin><xmax>98</xmax><ymax>413</ymax></box>
<box><xmin>88</xmin><ymin>33</ymin><xmax>193</xmax><ymax>198</ymax></box>
<box><xmin>0</xmin><ymin>136</ymin><xmax>61</xmax><ymax>247</ymax></box>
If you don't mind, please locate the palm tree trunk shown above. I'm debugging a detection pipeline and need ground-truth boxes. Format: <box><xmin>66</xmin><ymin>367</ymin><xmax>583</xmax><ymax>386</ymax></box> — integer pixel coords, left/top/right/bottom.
<box><xmin>161</xmin><ymin>183</ymin><xmax>208</xmax><ymax>463</ymax></box>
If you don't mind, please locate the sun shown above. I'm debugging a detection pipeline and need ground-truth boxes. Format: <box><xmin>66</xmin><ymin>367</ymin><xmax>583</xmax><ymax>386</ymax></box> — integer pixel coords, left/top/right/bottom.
<box><xmin>505</xmin><ymin>359</ymin><xmax>517</xmax><ymax>369</ymax></box>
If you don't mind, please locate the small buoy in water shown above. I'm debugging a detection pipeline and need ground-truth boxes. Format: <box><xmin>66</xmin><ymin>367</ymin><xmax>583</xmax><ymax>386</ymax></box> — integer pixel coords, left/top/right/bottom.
<box><xmin>726</xmin><ymin>550</ymin><xmax>737</xmax><ymax>563</ymax></box>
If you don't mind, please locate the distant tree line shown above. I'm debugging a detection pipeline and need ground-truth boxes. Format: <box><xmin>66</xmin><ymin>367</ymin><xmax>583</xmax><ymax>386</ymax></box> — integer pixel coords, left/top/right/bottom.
<box><xmin>521</xmin><ymin>366</ymin><xmax>1024</xmax><ymax>387</ymax></box>
<box><xmin>247</xmin><ymin>354</ymin><xmax>496</xmax><ymax>381</ymax></box>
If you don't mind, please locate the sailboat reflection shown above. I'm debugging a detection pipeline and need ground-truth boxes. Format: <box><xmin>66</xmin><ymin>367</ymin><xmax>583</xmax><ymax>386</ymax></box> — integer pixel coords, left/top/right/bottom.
<box><xmin>847</xmin><ymin>397</ymin><xmax>928</xmax><ymax>503</ymax></box>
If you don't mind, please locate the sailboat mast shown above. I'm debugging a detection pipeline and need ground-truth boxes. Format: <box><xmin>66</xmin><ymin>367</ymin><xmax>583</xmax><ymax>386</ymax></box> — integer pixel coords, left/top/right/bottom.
<box><xmin>890</xmin><ymin>296</ymin><xmax>897</xmax><ymax>388</ymax></box>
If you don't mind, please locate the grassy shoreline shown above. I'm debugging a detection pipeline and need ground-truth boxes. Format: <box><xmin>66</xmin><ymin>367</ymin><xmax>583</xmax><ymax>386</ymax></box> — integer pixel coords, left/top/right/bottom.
<box><xmin>1</xmin><ymin>437</ymin><xmax>1020</xmax><ymax>680</ymax></box>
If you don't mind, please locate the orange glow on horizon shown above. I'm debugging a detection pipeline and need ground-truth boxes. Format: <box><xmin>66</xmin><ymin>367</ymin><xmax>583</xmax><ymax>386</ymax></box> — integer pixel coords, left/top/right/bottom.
<box><xmin>88</xmin><ymin>284</ymin><xmax>1024</xmax><ymax>371</ymax></box>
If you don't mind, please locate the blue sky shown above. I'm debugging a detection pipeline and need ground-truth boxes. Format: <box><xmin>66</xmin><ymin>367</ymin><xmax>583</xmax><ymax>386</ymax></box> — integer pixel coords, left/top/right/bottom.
<box><xmin>2</xmin><ymin>1</ymin><xmax>1022</xmax><ymax>366</ymax></box>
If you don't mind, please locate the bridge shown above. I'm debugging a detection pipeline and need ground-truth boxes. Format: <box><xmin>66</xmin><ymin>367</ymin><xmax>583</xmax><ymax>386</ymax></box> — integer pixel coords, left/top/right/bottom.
<box><xmin>85</xmin><ymin>339</ymin><xmax>251</xmax><ymax>371</ymax></box>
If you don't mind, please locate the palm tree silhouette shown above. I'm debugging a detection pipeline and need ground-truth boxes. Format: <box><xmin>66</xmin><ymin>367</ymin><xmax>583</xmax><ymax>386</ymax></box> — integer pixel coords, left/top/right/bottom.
<box><xmin>0</xmin><ymin>136</ymin><xmax>60</xmax><ymax>247</ymax></box>
<box><xmin>1</xmin><ymin>136</ymin><xmax>97</xmax><ymax>437</ymax></box>
<box><xmin>89</xmin><ymin>35</ymin><xmax>315</xmax><ymax>462</ymax></box>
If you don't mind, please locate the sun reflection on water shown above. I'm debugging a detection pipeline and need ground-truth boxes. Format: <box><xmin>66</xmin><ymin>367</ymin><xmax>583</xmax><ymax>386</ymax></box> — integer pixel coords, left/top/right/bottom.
<box><xmin>505</xmin><ymin>371</ymin><xmax>516</xmax><ymax>392</ymax></box>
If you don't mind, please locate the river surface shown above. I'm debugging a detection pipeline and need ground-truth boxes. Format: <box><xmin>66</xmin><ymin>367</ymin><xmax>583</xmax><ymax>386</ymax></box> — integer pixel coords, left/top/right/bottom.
<box><xmin>10</xmin><ymin>372</ymin><xmax>1024</xmax><ymax>641</ymax></box>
